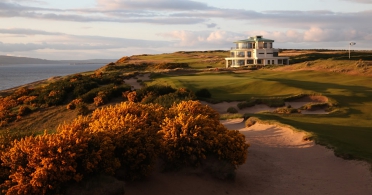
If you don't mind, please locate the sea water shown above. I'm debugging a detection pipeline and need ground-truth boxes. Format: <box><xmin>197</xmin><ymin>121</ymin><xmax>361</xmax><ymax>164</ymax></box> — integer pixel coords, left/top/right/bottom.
<box><xmin>0</xmin><ymin>64</ymin><xmax>105</xmax><ymax>91</ymax></box>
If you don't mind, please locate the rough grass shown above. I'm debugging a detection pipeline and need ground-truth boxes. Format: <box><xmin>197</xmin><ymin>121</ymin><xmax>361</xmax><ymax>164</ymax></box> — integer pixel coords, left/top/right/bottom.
<box><xmin>149</xmin><ymin>68</ymin><xmax>372</xmax><ymax>162</ymax></box>
<box><xmin>116</xmin><ymin>51</ymin><xmax>227</xmax><ymax>69</ymax></box>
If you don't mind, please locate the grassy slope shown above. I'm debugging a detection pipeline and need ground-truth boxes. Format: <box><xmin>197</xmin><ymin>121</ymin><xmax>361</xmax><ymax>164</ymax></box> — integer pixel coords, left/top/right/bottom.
<box><xmin>121</xmin><ymin>51</ymin><xmax>227</xmax><ymax>69</ymax></box>
<box><xmin>2</xmin><ymin>50</ymin><xmax>372</xmax><ymax>162</ymax></box>
<box><xmin>147</xmin><ymin>55</ymin><xmax>372</xmax><ymax>162</ymax></box>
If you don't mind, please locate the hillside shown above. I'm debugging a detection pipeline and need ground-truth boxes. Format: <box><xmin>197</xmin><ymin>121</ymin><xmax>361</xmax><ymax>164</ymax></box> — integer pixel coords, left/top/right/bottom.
<box><xmin>1</xmin><ymin>49</ymin><xmax>372</xmax><ymax>194</ymax></box>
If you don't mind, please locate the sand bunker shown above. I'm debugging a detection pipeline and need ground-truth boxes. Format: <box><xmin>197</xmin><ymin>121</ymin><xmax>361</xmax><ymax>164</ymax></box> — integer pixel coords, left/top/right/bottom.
<box><xmin>201</xmin><ymin>97</ymin><xmax>329</xmax><ymax>115</ymax></box>
<box><xmin>123</xmin><ymin>73</ymin><xmax>151</xmax><ymax>90</ymax></box>
<box><xmin>126</xmin><ymin>119</ymin><xmax>372</xmax><ymax>195</ymax></box>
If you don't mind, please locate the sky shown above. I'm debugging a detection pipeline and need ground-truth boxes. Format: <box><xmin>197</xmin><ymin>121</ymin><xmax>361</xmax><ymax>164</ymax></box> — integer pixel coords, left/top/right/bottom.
<box><xmin>0</xmin><ymin>0</ymin><xmax>372</xmax><ymax>60</ymax></box>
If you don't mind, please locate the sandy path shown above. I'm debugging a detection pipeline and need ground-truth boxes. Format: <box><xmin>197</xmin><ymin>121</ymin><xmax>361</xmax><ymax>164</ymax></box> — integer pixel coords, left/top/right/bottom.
<box><xmin>124</xmin><ymin>74</ymin><xmax>150</xmax><ymax>90</ymax></box>
<box><xmin>126</xmin><ymin>119</ymin><xmax>372</xmax><ymax>195</ymax></box>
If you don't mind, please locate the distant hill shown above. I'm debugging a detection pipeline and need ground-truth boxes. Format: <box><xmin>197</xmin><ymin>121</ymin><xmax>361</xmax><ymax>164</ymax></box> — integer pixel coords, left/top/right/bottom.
<box><xmin>0</xmin><ymin>55</ymin><xmax>116</xmax><ymax>65</ymax></box>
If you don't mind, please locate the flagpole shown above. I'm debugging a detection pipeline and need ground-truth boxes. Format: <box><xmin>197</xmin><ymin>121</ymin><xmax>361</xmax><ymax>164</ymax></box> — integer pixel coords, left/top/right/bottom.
<box><xmin>349</xmin><ymin>42</ymin><xmax>356</xmax><ymax>59</ymax></box>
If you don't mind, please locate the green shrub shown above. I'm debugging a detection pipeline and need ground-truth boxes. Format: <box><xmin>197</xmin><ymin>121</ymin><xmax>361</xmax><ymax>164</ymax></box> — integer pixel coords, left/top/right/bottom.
<box><xmin>227</xmin><ymin>107</ymin><xmax>238</xmax><ymax>113</ymax></box>
<box><xmin>136</xmin><ymin>85</ymin><xmax>176</xmax><ymax>100</ymax></box>
<box><xmin>274</xmin><ymin>106</ymin><xmax>300</xmax><ymax>114</ymax></box>
<box><xmin>77</xmin><ymin>103</ymin><xmax>90</xmax><ymax>116</ymax></box>
<box><xmin>195</xmin><ymin>88</ymin><xmax>211</xmax><ymax>99</ymax></box>
<box><xmin>237</xmin><ymin>99</ymin><xmax>256</xmax><ymax>109</ymax></box>
<box><xmin>260</xmin><ymin>98</ymin><xmax>285</xmax><ymax>107</ymax></box>
<box><xmin>153</xmin><ymin>62</ymin><xmax>189</xmax><ymax>70</ymax></box>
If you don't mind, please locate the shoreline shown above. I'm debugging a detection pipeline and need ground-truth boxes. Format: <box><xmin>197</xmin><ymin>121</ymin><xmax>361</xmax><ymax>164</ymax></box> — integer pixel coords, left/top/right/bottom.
<box><xmin>0</xmin><ymin>79</ymin><xmax>49</xmax><ymax>97</ymax></box>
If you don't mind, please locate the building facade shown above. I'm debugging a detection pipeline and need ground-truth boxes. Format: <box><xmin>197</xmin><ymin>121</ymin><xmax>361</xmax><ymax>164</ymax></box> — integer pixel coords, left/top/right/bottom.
<box><xmin>225</xmin><ymin>35</ymin><xmax>289</xmax><ymax>68</ymax></box>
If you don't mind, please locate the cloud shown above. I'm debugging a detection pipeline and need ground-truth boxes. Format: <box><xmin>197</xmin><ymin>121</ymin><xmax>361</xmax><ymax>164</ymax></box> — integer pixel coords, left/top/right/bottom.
<box><xmin>341</xmin><ymin>0</ymin><xmax>372</xmax><ymax>4</ymax></box>
<box><xmin>0</xmin><ymin>28</ymin><xmax>170</xmax><ymax>52</ymax></box>
<box><xmin>157</xmin><ymin>27</ymin><xmax>371</xmax><ymax>50</ymax></box>
<box><xmin>0</xmin><ymin>28</ymin><xmax>62</xmax><ymax>35</ymax></box>
<box><xmin>158</xmin><ymin>30</ymin><xmax>243</xmax><ymax>48</ymax></box>
<box><xmin>0</xmin><ymin>0</ymin><xmax>371</xmax><ymax>32</ymax></box>
<box><xmin>96</xmin><ymin>0</ymin><xmax>211</xmax><ymax>11</ymax></box>
<box><xmin>206</xmin><ymin>23</ymin><xmax>217</xmax><ymax>28</ymax></box>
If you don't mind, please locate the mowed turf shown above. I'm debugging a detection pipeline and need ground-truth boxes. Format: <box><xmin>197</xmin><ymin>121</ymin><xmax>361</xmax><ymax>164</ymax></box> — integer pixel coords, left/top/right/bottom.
<box><xmin>148</xmin><ymin>70</ymin><xmax>372</xmax><ymax>162</ymax></box>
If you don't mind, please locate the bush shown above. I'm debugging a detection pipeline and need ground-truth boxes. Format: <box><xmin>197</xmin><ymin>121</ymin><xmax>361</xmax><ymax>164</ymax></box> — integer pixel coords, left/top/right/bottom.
<box><xmin>93</xmin><ymin>92</ymin><xmax>108</xmax><ymax>106</ymax></box>
<box><xmin>77</xmin><ymin>104</ymin><xmax>90</xmax><ymax>116</ymax></box>
<box><xmin>245</xmin><ymin>117</ymin><xmax>257</xmax><ymax>127</ymax></box>
<box><xmin>237</xmin><ymin>100</ymin><xmax>256</xmax><ymax>109</ymax></box>
<box><xmin>227</xmin><ymin>107</ymin><xmax>238</xmax><ymax>113</ymax></box>
<box><xmin>66</xmin><ymin>99</ymin><xmax>83</xmax><ymax>110</ymax></box>
<box><xmin>274</xmin><ymin>106</ymin><xmax>300</xmax><ymax>114</ymax></box>
<box><xmin>260</xmin><ymin>98</ymin><xmax>285</xmax><ymax>107</ymax></box>
<box><xmin>0</xmin><ymin>101</ymin><xmax>249</xmax><ymax>193</ymax></box>
<box><xmin>153</xmin><ymin>62</ymin><xmax>189</xmax><ymax>70</ymax></box>
<box><xmin>135</xmin><ymin>85</ymin><xmax>176</xmax><ymax>101</ymax></box>
<box><xmin>1</xmin><ymin>129</ymin><xmax>91</xmax><ymax>195</ymax></box>
<box><xmin>160</xmin><ymin>101</ymin><xmax>248</xmax><ymax>169</ymax></box>
<box><xmin>18</xmin><ymin>106</ymin><xmax>32</xmax><ymax>116</ymax></box>
<box><xmin>195</xmin><ymin>88</ymin><xmax>211</xmax><ymax>99</ymax></box>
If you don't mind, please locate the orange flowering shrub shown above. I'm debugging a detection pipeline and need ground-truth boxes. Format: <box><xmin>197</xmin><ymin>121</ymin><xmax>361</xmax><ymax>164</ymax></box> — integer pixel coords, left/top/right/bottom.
<box><xmin>160</xmin><ymin>101</ymin><xmax>248</xmax><ymax>168</ymax></box>
<box><xmin>126</xmin><ymin>91</ymin><xmax>137</xmax><ymax>102</ymax></box>
<box><xmin>0</xmin><ymin>96</ymin><xmax>18</xmax><ymax>126</ymax></box>
<box><xmin>1</xmin><ymin>131</ymin><xmax>90</xmax><ymax>194</ymax></box>
<box><xmin>89</xmin><ymin>102</ymin><xmax>165</xmax><ymax>180</ymax></box>
<box><xmin>93</xmin><ymin>92</ymin><xmax>108</xmax><ymax>106</ymax></box>
<box><xmin>0</xmin><ymin>101</ymin><xmax>249</xmax><ymax>194</ymax></box>
<box><xmin>66</xmin><ymin>98</ymin><xmax>83</xmax><ymax>110</ymax></box>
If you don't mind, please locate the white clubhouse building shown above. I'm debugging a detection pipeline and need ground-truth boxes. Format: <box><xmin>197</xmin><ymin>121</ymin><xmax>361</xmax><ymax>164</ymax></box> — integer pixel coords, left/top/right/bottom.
<box><xmin>225</xmin><ymin>35</ymin><xmax>289</xmax><ymax>68</ymax></box>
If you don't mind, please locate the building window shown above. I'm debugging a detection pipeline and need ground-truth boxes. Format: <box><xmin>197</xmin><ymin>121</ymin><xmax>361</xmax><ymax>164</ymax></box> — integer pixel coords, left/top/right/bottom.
<box><xmin>278</xmin><ymin>59</ymin><xmax>283</xmax><ymax>64</ymax></box>
<box><xmin>237</xmin><ymin>52</ymin><xmax>245</xmax><ymax>57</ymax></box>
<box><xmin>267</xmin><ymin>53</ymin><xmax>273</xmax><ymax>54</ymax></box>
<box><xmin>247</xmin><ymin>51</ymin><xmax>251</xmax><ymax>57</ymax></box>
<box><xmin>259</xmin><ymin>53</ymin><xmax>264</xmax><ymax>54</ymax></box>
<box><xmin>273</xmin><ymin>52</ymin><xmax>278</xmax><ymax>57</ymax></box>
<box><xmin>238</xmin><ymin>60</ymin><xmax>245</xmax><ymax>65</ymax></box>
<box><xmin>272</xmin><ymin>60</ymin><xmax>274</xmax><ymax>64</ymax></box>
<box><xmin>257</xmin><ymin>59</ymin><xmax>262</xmax><ymax>64</ymax></box>
<box><xmin>248</xmin><ymin>43</ymin><xmax>253</xmax><ymax>48</ymax></box>
<box><xmin>247</xmin><ymin>60</ymin><xmax>254</xmax><ymax>64</ymax></box>
<box><xmin>268</xmin><ymin>60</ymin><xmax>271</xmax><ymax>65</ymax></box>
<box><xmin>230</xmin><ymin>52</ymin><xmax>234</xmax><ymax>57</ymax></box>
<box><xmin>264</xmin><ymin>43</ymin><xmax>267</xmax><ymax>48</ymax></box>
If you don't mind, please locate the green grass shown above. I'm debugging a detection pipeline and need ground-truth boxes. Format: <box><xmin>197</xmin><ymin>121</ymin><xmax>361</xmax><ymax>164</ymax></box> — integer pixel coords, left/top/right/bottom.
<box><xmin>129</xmin><ymin>51</ymin><xmax>227</xmax><ymax>69</ymax></box>
<box><xmin>148</xmin><ymin>72</ymin><xmax>314</xmax><ymax>100</ymax></box>
<box><xmin>148</xmin><ymin>69</ymin><xmax>372</xmax><ymax>162</ymax></box>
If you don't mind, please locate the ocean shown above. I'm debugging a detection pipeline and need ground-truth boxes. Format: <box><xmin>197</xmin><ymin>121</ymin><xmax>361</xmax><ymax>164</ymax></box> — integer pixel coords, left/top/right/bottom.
<box><xmin>0</xmin><ymin>64</ymin><xmax>105</xmax><ymax>91</ymax></box>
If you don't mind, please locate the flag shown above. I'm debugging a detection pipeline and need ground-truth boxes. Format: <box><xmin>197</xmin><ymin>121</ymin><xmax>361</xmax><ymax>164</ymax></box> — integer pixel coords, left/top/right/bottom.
<box><xmin>350</xmin><ymin>42</ymin><xmax>356</xmax><ymax>45</ymax></box>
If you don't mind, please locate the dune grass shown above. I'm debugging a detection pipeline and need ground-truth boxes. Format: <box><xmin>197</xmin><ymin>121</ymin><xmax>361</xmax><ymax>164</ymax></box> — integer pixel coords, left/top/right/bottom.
<box><xmin>147</xmin><ymin>69</ymin><xmax>372</xmax><ymax>162</ymax></box>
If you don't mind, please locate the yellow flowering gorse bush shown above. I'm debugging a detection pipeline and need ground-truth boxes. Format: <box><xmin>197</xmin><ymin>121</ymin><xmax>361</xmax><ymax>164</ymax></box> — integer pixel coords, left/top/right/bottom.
<box><xmin>0</xmin><ymin>101</ymin><xmax>249</xmax><ymax>195</ymax></box>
